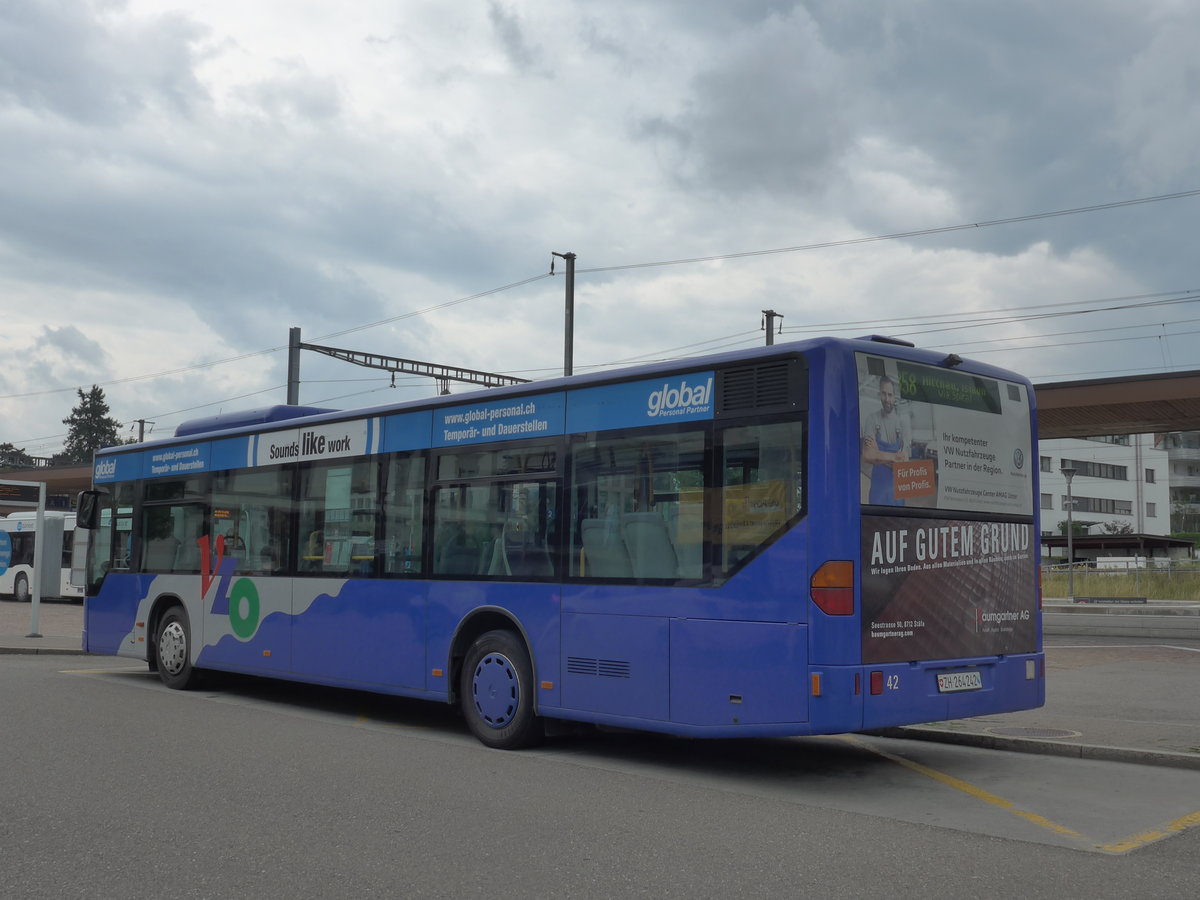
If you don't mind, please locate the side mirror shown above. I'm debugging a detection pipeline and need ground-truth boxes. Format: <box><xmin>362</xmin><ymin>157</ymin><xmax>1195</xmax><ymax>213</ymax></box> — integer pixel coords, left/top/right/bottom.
<box><xmin>76</xmin><ymin>490</ymin><xmax>102</xmax><ymax>529</ymax></box>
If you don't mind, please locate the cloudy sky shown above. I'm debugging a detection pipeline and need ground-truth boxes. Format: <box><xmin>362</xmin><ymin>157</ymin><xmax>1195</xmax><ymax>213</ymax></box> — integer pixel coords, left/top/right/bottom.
<box><xmin>2</xmin><ymin>0</ymin><xmax>1198</xmax><ymax>457</ymax></box>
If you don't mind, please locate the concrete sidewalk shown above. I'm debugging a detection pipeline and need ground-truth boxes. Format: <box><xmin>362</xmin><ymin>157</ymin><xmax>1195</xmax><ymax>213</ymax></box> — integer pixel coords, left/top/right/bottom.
<box><xmin>3</xmin><ymin>598</ymin><xmax>1198</xmax><ymax>769</ymax></box>
<box><xmin>0</xmin><ymin>598</ymin><xmax>86</xmax><ymax>655</ymax></box>
<box><xmin>872</xmin><ymin>597</ymin><xmax>1200</xmax><ymax>770</ymax></box>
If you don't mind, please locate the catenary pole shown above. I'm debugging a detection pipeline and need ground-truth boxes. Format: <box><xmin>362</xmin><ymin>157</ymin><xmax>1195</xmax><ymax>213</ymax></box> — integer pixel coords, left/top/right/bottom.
<box><xmin>763</xmin><ymin>309</ymin><xmax>783</xmax><ymax>345</ymax></box>
<box><xmin>553</xmin><ymin>252</ymin><xmax>576</xmax><ymax>376</ymax></box>
<box><xmin>287</xmin><ymin>327</ymin><xmax>302</xmax><ymax>405</ymax></box>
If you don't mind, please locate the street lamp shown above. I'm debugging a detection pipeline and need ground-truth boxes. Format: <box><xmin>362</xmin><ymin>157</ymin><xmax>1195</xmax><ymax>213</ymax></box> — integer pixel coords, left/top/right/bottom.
<box><xmin>1060</xmin><ymin>465</ymin><xmax>1077</xmax><ymax>600</ymax></box>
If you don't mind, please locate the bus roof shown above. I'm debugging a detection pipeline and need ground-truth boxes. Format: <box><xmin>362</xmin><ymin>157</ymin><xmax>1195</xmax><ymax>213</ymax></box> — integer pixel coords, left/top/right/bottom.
<box><xmin>98</xmin><ymin>334</ymin><xmax>1032</xmax><ymax>459</ymax></box>
<box><xmin>175</xmin><ymin>405</ymin><xmax>339</xmax><ymax>438</ymax></box>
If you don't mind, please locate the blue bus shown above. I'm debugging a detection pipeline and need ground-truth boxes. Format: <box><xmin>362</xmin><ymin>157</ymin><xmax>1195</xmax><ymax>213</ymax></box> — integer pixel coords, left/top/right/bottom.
<box><xmin>76</xmin><ymin>335</ymin><xmax>1043</xmax><ymax>749</ymax></box>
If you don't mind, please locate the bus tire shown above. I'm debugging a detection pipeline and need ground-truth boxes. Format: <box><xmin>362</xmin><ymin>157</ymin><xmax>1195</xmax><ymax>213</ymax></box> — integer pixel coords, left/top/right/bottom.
<box><xmin>460</xmin><ymin>630</ymin><xmax>543</xmax><ymax>750</ymax></box>
<box><xmin>13</xmin><ymin>573</ymin><xmax>30</xmax><ymax>602</ymax></box>
<box><xmin>154</xmin><ymin>607</ymin><xmax>200</xmax><ymax>690</ymax></box>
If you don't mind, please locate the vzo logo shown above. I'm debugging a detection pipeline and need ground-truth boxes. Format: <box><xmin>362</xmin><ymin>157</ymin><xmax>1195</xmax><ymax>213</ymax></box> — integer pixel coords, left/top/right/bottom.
<box><xmin>199</xmin><ymin>534</ymin><xmax>261</xmax><ymax>640</ymax></box>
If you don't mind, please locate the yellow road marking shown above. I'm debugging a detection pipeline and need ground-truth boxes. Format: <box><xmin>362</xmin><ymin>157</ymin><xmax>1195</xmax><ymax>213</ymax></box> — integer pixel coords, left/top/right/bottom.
<box><xmin>841</xmin><ymin>735</ymin><xmax>1084</xmax><ymax>839</ymax></box>
<box><xmin>845</xmin><ymin>735</ymin><xmax>1200</xmax><ymax>854</ymax></box>
<box><xmin>1100</xmin><ymin>809</ymin><xmax>1200</xmax><ymax>854</ymax></box>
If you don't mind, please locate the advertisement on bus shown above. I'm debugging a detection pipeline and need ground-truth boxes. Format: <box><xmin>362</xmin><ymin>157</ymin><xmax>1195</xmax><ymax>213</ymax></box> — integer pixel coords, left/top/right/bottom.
<box><xmin>856</xmin><ymin>353</ymin><xmax>1033</xmax><ymax>516</ymax></box>
<box><xmin>859</xmin><ymin>514</ymin><xmax>1038</xmax><ymax>663</ymax></box>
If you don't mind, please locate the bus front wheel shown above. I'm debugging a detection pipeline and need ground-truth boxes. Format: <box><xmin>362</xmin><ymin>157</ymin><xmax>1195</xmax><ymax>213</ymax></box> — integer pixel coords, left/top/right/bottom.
<box><xmin>154</xmin><ymin>607</ymin><xmax>200</xmax><ymax>690</ymax></box>
<box><xmin>460</xmin><ymin>630</ymin><xmax>543</xmax><ymax>750</ymax></box>
<box><xmin>13</xmin><ymin>573</ymin><xmax>29</xmax><ymax>602</ymax></box>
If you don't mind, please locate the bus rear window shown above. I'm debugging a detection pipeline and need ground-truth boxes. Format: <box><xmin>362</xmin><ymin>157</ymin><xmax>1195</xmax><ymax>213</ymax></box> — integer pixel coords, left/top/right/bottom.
<box><xmin>856</xmin><ymin>354</ymin><xmax>1033</xmax><ymax>516</ymax></box>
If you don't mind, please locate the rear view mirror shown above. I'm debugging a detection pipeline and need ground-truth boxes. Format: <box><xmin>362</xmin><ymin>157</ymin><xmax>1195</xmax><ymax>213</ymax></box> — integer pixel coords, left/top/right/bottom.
<box><xmin>76</xmin><ymin>490</ymin><xmax>102</xmax><ymax>529</ymax></box>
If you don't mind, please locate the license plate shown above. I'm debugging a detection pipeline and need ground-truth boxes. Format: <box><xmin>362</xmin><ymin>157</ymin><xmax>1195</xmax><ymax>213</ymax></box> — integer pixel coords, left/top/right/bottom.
<box><xmin>936</xmin><ymin>670</ymin><xmax>983</xmax><ymax>693</ymax></box>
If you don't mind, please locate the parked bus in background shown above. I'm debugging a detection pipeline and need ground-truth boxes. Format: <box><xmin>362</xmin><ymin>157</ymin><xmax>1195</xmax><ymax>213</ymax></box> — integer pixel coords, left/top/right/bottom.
<box><xmin>0</xmin><ymin>512</ymin><xmax>83</xmax><ymax>602</ymax></box>
<box><xmin>75</xmin><ymin>335</ymin><xmax>1043</xmax><ymax>749</ymax></box>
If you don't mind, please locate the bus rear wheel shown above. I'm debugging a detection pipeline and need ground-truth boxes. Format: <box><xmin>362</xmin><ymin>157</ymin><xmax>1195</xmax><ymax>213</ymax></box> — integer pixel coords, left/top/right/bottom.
<box><xmin>13</xmin><ymin>573</ymin><xmax>29</xmax><ymax>602</ymax></box>
<box><xmin>154</xmin><ymin>607</ymin><xmax>200</xmax><ymax>690</ymax></box>
<box><xmin>460</xmin><ymin>630</ymin><xmax>543</xmax><ymax>750</ymax></box>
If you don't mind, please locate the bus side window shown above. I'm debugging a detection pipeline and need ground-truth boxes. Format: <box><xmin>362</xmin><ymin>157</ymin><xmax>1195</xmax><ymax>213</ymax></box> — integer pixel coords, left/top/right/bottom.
<box><xmin>299</xmin><ymin>460</ymin><xmax>376</xmax><ymax>576</ymax></box>
<box><xmin>108</xmin><ymin>484</ymin><xmax>135</xmax><ymax>574</ymax></box>
<box><xmin>429</xmin><ymin>443</ymin><xmax>559</xmax><ymax>581</ymax></box>
<box><xmin>212</xmin><ymin>467</ymin><xmax>293</xmax><ymax>576</ymax></box>
<box><xmin>570</xmin><ymin>430</ymin><xmax>705</xmax><ymax>581</ymax></box>
<box><xmin>718</xmin><ymin>420</ymin><xmax>804</xmax><ymax>574</ymax></box>
<box><xmin>382</xmin><ymin>453</ymin><xmax>426</xmax><ymax>575</ymax></box>
<box><xmin>142</xmin><ymin>508</ymin><xmax>182</xmax><ymax>572</ymax></box>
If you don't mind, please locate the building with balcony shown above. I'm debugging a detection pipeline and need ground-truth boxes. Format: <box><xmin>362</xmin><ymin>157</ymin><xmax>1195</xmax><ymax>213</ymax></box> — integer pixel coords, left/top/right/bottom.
<box><xmin>1162</xmin><ymin>431</ymin><xmax>1200</xmax><ymax>533</ymax></box>
<box><xmin>1037</xmin><ymin>434</ymin><xmax>1171</xmax><ymax>562</ymax></box>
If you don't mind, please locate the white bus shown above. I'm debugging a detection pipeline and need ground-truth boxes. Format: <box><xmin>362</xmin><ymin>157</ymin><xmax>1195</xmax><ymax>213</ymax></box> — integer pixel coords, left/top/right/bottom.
<box><xmin>0</xmin><ymin>512</ymin><xmax>83</xmax><ymax>602</ymax></box>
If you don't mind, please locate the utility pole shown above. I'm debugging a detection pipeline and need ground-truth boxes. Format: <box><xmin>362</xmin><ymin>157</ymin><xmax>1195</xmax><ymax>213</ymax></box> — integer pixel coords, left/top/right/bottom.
<box><xmin>762</xmin><ymin>309</ymin><xmax>783</xmax><ymax>346</ymax></box>
<box><xmin>1061</xmin><ymin>465</ymin><xmax>1077</xmax><ymax>600</ymax></box>
<box><xmin>552</xmin><ymin>251</ymin><xmax>576</xmax><ymax>376</ymax></box>
<box><xmin>287</xmin><ymin>326</ymin><xmax>302</xmax><ymax>405</ymax></box>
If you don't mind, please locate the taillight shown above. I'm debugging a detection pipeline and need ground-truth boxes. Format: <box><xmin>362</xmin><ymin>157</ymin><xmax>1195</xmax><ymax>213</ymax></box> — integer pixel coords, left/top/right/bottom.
<box><xmin>810</xmin><ymin>560</ymin><xmax>854</xmax><ymax>615</ymax></box>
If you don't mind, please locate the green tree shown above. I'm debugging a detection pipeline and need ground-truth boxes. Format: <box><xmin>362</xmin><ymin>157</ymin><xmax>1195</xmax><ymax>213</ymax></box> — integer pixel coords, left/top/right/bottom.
<box><xmin>1057</xmin><ymin>519</ymin><xmax>1091</xmax><ymax>536</ymax></box>
<box><xmin>0</xmin><ymin>442</ymin><xmax>34</xmax><ymax>469</ymax></box>
<box><xmin>58</xmin><ymin>385</ymin><xmax>123</xmax><ymax>465</ymax></box>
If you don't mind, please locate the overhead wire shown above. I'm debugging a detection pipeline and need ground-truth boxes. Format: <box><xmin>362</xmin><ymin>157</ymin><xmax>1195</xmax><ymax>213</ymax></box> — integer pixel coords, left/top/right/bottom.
<box><xmin>886</xmin><ymin>293</ymin><xmax>1200</xmax><ymax>339</ymax></box>
<box><xmin>574</xmin><ymin>189</ymin><xmax>1200</xmax><ymax>274</ymax></box>
<box><xmin>0</xmin><ymin>273</ymin><xmax>555</xmax><ymax>402</ymax></box>
<box><xmin>7</xmin><ymin>189</ymin><xmax>1196</xmax><ymax>403</ymax></box>
<box><xmin>925</xmin><ymin>315</ymin><xmax>1200</xmax><ymax>352</ymax></box>
<box><xmin>776</xmin><ymin>289</ymin><xmax>1200</xmax><ymax>336</ymax></box>
<box><xmin>944</xmin><ymin>326</ymin><xmax>1200</xmax><ymax>357</ymax></box>
<box><xmin>309</xmin><ymin>272</ymin><xmax>554</xmax><ymax>342</ymax></box>
<box><xmin>6</xmin><ymin>188</ymin><xmax>1200</xmax><ymax>445</ymax></box>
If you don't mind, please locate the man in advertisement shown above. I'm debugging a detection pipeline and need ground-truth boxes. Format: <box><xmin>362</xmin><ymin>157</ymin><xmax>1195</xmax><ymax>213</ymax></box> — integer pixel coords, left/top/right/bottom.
<box><xmin>861</xmin><ymin>375</ymin><xmax>911</xmax><ymax>505</ymax></box>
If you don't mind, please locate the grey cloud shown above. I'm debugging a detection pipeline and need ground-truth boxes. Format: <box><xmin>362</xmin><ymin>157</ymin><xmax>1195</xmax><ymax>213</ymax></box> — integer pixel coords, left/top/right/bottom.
<box><xmin>37</xmin><ymin>325</ymin><xmax>106</xmax><ymax>367</ymax></box>
<box><xmin>1112</xmin><ymin>17</ymin><xmax>1200</xmax><ymax>187</ymax></box>
<box><xmin>637</xmin><ymin>8</ymin><xmax>857</xmax><ymax>196</ymax></box>
<box><xmin>20</xmin><ymin>325</ymin><xmax>112</xmax><ymax>398</ymax></box>
<box><xmin>488</xmin><ymin>2</ymin><xmax>540</xmax><ymax>73</ymax></box>
<box><xmin>0</xmin><ymin>1</ymin><xmax>209</xmax><ymax>125</ymax></box>
<box><xmin>235</xmin><ymin>64</ymin><xmax>343</xmax><ymax>122</ymax></box>
<box><xmin>835</xmin><ymin>1</ymin><xmax>1197</xmax><ymax>284</ymax></box>
<box><xmin>614</xmin><ymin>0</ymin><xmax>806</xmax><ymax>34</ymax></box>
<box><xmin>637</xmin><ymin>0</ymin><xmax>1200</xmax><ymax>292</ymax></box>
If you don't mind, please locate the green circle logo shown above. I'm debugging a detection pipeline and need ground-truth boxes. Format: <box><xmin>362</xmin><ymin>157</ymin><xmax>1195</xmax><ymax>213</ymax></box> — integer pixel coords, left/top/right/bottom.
<box><xmin>229</xmin><ymin>578</ymin><xmax>261</xmax><ymax>639</ymax></box>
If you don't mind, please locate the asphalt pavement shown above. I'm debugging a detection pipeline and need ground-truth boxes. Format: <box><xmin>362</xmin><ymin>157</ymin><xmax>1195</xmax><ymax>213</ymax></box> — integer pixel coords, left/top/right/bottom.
<box><xmin>2</xmin><ymin>596</ymin><xmax>1198</xmax><ymax>769</ymax></box>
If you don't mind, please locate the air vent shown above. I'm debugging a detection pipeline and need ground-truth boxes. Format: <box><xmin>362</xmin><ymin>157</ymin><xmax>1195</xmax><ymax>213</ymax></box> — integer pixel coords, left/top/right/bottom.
<box><xmin>715</xmin><ymin>357</ymin><xmax>806</xmax><ymax>417</ymax></box>
<box><xmin>567</xmin><ymin>657</ymin><xmax>631</xmax><ymax>678</ymax></box>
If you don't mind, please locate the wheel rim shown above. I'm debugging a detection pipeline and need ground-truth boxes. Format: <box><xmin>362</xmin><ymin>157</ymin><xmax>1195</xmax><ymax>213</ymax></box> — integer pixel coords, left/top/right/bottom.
<box><xmin>158</xmin><ymin>620</ymin><xmax>188</xmax><ymax>677</ymax></box>
<box><xmin>471</xmin><ymin>652</ymin><xmax>520</xmax><ymax>729</ymax></box>
<box><xmin>15</xmin><ymin>576</ymin><xmax>28</xmax><ymax>602</ymax></box>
